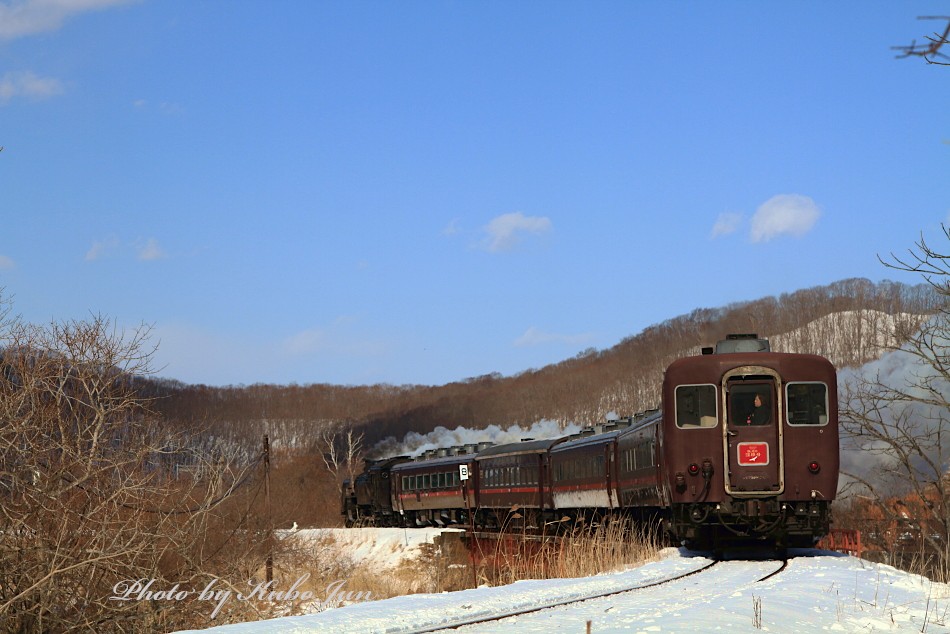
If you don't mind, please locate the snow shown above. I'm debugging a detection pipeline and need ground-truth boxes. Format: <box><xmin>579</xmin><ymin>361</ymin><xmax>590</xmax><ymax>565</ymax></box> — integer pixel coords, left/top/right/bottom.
<box><xmin>291</xmin><ymin>527</ymin><xmax>463</xmax><ymax>571</ymax></box>
<box><xmin>173</xmin><ymin>540</ymin><xmax>950</xmax><ymax>633</ymax></box>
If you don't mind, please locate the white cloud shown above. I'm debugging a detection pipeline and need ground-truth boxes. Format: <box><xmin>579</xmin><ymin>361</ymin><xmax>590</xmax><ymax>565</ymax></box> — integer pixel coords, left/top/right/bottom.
<box><xmin>0</xmin><ymin>254</ymin><xmax>15</xmax><ymax>270</ymax></box>
<box><xmin>283</xmin><ymin>328</ymin><xmax>328</xmax><ymax>355</ymax></box>
<box><xmin>710</xmin><ymin>212</ymin><xmax>742</xmax><ymax>239</ymax></box>
<box><xmin>514</xmin><ymin>326</ymin><xmax>595</xmax><ymax>348</ymax></box>
<box><xmin>481</xmin><ymin>212</ymin><xmax>552</xmax><ymax>252</ymax></box>
<box><xmin>137</xmin><ymin>238</ymin><xmax>167</xmax><ymax>261</ymax></box>
<box><xmin>749</xmin><ymin>194</ymin><xmax>821</xmax><ymax>243</ymax></box>
<box><xmin>0</xmin><ymin>0</ymin><xmax>133</xmax><ymax>41</ymax></box>
<box><xmin>0</xmin><ymin>71</ymin><xmax>64</xmax><ymax>104</ymax></box>
<box><xmin>85</xmin><ymin>236</ymin><xmax>119</xmax><ymax>261</ymax></box>
<box><xmin>283</xmin><ymin>315</ymin><xmax>387</xmax><ymax>358</ymax></box>
<box><xmin>442</xmin><ymin>218</ymin><xmax>461</xmax><ymax>236</ymax></box>
<box><xmin>86</xmin><ymin>236</ymin><xmax>168</xmax><ymax>262</ymax></box>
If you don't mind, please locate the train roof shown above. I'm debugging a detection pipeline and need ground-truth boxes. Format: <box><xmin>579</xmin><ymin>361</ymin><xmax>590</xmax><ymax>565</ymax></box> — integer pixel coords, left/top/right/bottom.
<box><xmin>391</xmin><ymin>452</ymin><xmax>475</xmax><ymax>471</ymax></box>
<box><xmin>552</xmin><ymin>410</ymin><xmax>663</xmax><ymax>452</ymax></box>
<box><xmin>475</xmin><ymin>437</ymin><xmax>566</xmax><ymax>460</ymax></box>
<box><xmin>665</xmin><ymin>350</ymin><xmax>837</xmax><ymax>383</ymax></box>
<box><xmin>364</xmin><ymin>455</ymin><xmax>411</xmax><ymax>471</ymax></box>
<box><xmin>551</xmin><ymin>429</ymin><xmax>621</xmax><ymax>452</ymax></box>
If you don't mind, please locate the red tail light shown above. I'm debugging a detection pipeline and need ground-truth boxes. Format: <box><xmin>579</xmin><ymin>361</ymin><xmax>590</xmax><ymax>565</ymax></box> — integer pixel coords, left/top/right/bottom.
<box><xmin>807</xmin><ymin>461</ymin><xmax>821</xmax><ymax>474</ymax></box>
<box><xmin>688</xmin><ymin>463</ymin><xmax>700</xmax><ymax>476</ymax></box>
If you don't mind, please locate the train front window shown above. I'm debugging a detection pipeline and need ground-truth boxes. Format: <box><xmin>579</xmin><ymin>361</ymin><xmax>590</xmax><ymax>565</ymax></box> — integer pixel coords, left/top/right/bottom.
<box><xmin>729</xmin><ymin>383</ymin><xmax>774</xmax><ymax>426</ymax></box>
<box><xmin>675</xmin><ymin>384</ymin><xmax>718</xmax><ymax>428</ymax></box>
<box><xmin>786</xmin><ymin>382</ymin><xmax>829</xmax><ymax>426</ymax></box>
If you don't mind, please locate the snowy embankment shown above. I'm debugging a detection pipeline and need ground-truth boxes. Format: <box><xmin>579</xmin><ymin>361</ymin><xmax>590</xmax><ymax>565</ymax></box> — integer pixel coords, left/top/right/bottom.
<box><xmin>173</xmin><ymin>528</ymin><xmax>950</xmax><ymax>634</ymax></box>
<box><xmin>292</xmin><ymin>527</ymin><xmax>462</xmax><ymax>571</ymax></box>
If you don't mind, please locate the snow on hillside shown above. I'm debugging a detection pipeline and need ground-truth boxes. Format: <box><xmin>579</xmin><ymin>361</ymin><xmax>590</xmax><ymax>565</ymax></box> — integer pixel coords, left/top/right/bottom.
<box><xmin>173</xmin><ymin>535</ymin><xmax>950</xmax><ymax>633</ymax></box>
<box><xmin>768</xmin><ymin>309</ymin><xmax>926</xmax><ymax>368</ymax></box>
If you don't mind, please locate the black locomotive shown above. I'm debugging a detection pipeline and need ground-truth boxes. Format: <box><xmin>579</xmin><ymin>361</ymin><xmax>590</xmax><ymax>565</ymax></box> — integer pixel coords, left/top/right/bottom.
<box><xmin>342</xmin><ymin>335</ymin><xmax>839</xmax><ymax>549</ymax></box>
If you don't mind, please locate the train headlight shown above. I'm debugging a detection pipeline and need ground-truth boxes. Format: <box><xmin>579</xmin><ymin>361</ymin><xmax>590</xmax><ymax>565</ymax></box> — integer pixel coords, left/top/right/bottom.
<box><xmin>807</xmin><ymin>461</ymin><xmax>821</xmax><ymax>474</ymax></box>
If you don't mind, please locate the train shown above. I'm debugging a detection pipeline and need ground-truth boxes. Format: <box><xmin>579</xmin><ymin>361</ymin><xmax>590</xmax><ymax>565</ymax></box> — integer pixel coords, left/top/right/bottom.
<box><xmin>341</xmin><ymin>334</ymin><xmax>839</xmax><ymax>549</ymax></box>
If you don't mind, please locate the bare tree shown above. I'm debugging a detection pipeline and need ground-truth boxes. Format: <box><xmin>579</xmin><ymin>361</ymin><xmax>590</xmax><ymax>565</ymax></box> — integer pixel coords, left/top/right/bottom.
<box><xmin>839</xmin><ymin>228</ymin><xmax>950</xmax><ymax>573</ymax></box>
<box><xmin>0</xmin><ymin>298</ymin><xmax>263</xmax><ymax>632</ymax></box>
<box><xmin>893</xmin><ymin>16</ymin><xmax>950</xmax><ymax>65</ymax></box>
<box><xmin>318</xmin><ymin>421</ymin><xmax>365</xmax><ymax>486</ymax></box>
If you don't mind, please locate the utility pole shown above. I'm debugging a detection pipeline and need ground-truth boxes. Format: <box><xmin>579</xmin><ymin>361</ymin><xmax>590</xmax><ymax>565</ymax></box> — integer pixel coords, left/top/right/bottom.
<box><xmin>264</xmin><ymin>434</ymin><xmax>272</xmax><ymax>583</ymax></box>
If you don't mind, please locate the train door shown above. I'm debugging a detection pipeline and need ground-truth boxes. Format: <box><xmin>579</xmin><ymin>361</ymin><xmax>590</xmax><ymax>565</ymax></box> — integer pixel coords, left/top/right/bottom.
<box><xmin>723</xmin><ymin>369</ymin><xmax>784</xmax><ymax>496</ymax></box>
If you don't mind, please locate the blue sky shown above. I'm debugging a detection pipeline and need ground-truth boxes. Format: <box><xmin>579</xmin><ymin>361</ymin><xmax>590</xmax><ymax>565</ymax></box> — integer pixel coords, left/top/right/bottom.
<box><xmin>1</xmin><ymin>1</ymin><xmax>948</xmax><ymax>387</ymax></box>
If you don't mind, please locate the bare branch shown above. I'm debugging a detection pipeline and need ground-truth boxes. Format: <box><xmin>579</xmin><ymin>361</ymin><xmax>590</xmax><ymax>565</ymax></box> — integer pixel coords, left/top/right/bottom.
<box><xmin>893</xmin><ymin>16</ymin><xmax>950</xmax><ymax>65</ymax></box>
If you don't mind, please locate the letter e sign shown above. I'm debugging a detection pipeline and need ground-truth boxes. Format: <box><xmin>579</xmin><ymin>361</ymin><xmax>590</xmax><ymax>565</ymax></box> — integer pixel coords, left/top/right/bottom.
<box><xmin>737</xmin><ymin>442</ymin><xmax>769</xmax><ymax>466</ymax></box>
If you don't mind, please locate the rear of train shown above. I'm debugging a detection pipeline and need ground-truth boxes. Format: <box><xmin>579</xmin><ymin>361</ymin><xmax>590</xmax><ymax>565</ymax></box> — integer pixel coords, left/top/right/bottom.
<box><xmin>662</xmin><ymin>334</ymin><xmax>839</xmax><ymax>549</ymax></box>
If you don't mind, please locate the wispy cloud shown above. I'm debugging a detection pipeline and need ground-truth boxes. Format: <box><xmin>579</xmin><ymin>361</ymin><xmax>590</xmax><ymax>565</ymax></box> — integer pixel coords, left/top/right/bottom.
<box><xmin>131</xmin><ymin>99</ymin><xmax>185</xmax><ymax>115</ymax></box>
<box><xmin>86</xmin><ymin>236</ymin><xmax>168</xmax><ymax>262</ymax></box>
<box><xmin>282</xmin><ymin>318</ymin><xmax>388</xmax><ymax>358</ymax></box>
<box><xmin>481</xmin><ymin>212</ymin><xmax>552</xmax><ymax>252</ymax></box>
<box><xmin>710</xmin><ymin>212</ymin><xmax>742</xmax><ymax>239</ymax></box>
<box><xmin>0</xmin><ymin>71</ymin><xmax>64</xmax><ymax>104</ymax></box>
<box><xmin>137</xmin><ymin>238</ymin><xmax>167</xmax><ymax>261</ymax></box>
<box><xmin>283</xmin><ymin>328</ymin><xmax>327</xmax><ymax>355</ymax></box>
<box><xmin>85</xmin><ymin>236</ymin><xmax>120</xmax><ymax>261</ymax></box>
<box><xmin>0</xmin><ymin>254</ymin><xmax>15</xmax><ymax>270</ymax></box>
<box><xmin>0</xmin><ymin>0</ymin><xmax>133</xmax><ymax>41</ymax></box>
<box><xmin>750</xmin><ymin>194</ymin><xmax>821</xmax><ymax>243</ymax></box>
<box><xmin>514</xmin><ymin>326</ymin><xmax>595</xmax><ymax>348</ymax></box>
<box><xmin>442</xmin><ymin>218</ymin><xmax>461</xmax><ymax>236</ymax></box>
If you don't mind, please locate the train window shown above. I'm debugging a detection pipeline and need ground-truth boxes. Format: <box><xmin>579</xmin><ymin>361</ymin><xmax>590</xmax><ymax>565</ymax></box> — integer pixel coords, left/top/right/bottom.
<box><xmin>422</xmin><ymin>474</ymin><xmax>430</xmax><ymax>489</ymax></box>
<box><xmin>786</xmin><ymin>382</ymin><xmax>829</xmax><ymax>426</ymax></box>
<box><xmin>729</xmin><ymin>383</ymin><xmax>774</xmax><ymax>426</ymax></box>
<box><xmin>675</xmin><ymin>384</ymin><xmax>718</xmax><ymax>428</ymax></box>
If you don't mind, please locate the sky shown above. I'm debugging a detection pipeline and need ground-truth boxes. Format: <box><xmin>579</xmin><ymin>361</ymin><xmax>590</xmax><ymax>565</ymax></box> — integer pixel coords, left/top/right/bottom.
<box><xmin>171</xmin><ymin>534</ymin><xmax>946</xmax><ymax>633</ymax></box>
<box><xmin>1</xmin><ymin>1</ymin><xmax>949</xmax><ymax>388</ymax></box>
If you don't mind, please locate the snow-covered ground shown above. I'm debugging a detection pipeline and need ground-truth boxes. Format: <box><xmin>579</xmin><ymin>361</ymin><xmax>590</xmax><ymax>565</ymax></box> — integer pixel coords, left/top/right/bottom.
<box><xmin>291</xmin><ymin>527</ymin><xmax>463</xmax><ymax>571</ymax></box>
<box><xmin>172</xmin><ymin>529</ymin><xmax>950</xmax><ymax>633</ymax></box>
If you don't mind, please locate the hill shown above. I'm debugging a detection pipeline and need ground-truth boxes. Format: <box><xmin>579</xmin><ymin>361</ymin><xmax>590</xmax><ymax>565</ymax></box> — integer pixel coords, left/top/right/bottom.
<box><xmin>149</xmin><ymin>277</ymin><xmax>936</xmax><ymax>449</ymax></box>
<box><xmin>138</xmin><ymin>277</ymin><xmax>938</xmax><ymax>528</ymax></box>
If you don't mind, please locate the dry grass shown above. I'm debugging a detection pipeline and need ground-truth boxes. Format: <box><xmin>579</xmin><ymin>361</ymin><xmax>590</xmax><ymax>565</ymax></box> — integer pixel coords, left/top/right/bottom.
<box><xmin>477</xmin><ymin>517</ymin><xmax>662</xmax><ymax>586</ymax></box>
<box><xmin>229</xmin><ymin>519</ymin><xmax>661</xmax><ymax>623</ymax></box>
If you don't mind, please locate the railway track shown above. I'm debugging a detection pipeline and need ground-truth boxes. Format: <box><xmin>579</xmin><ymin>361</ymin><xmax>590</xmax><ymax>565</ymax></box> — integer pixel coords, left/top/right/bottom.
<box><xmin>404</xmin><ymin>557</ymin><xmax>788</xmax><ymax>633</ymax></box>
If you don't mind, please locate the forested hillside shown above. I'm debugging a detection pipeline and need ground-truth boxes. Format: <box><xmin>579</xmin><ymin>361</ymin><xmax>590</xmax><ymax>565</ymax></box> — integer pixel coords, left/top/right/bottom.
<box><xmin>149</xmin><ymin>278</ymin><xmax>937</xmax><ymax>452</ymax></box>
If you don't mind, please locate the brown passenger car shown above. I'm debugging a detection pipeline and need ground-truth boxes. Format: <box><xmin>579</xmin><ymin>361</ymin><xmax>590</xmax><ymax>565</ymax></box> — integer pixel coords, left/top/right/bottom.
<box><xmin>663</xmin><ymin>334</ymin><xmax>838</xmax><ymax>548</ymax></box>
<box><xmin>475</xmin><ymin>438</ymin><xmax>565</xmax><ymax>529</ymax></box>
<box><xmin>392</xmin><ymin>452</ymin><xmax>477</xmax><ymax>527</ymax></box>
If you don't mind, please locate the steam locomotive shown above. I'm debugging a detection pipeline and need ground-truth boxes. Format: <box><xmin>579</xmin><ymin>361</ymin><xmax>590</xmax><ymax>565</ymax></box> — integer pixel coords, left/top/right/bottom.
<box><xmin>341</xmin><ymin>334</ymin><xmax>839</xmax><ymax>549</ymax></box>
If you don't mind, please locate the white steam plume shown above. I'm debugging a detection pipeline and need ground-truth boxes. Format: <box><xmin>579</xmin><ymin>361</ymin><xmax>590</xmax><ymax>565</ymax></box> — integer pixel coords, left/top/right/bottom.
<box><xmin>837</xmin><ymin>314</ymin><xmax>950</xmax><ymax>490</ymax></box>
<box><xmin>370</xmin><ymin>419</ymin><xmax>583</xmax><ymax>459</ymax></box>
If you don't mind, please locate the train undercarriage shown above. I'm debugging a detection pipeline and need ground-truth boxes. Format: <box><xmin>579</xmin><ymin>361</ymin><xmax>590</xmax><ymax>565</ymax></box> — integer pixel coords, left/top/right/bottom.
<box><xmin>671</xmin><ymin>497</ymin><xmax>832</xmax><ymax>550</ymax></box>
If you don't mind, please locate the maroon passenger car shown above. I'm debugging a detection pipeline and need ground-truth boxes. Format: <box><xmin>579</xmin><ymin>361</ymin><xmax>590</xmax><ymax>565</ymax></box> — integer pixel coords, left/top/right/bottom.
<box><xmin>392</xmin><ymin>452</ymin><xmax>477</xmax><ymax>527</ymax></box>
<box><xmin>663</xmin><ymin>334</ymin><xmax>838</xmax><ymax>548</ymax></box>
<box><xmin>474</xmin><ymin>438</ymin><xmax>566</xmax><ymax>529</ymax></box>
